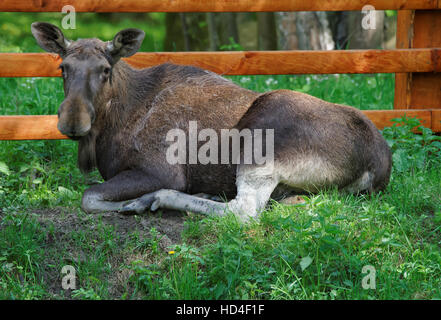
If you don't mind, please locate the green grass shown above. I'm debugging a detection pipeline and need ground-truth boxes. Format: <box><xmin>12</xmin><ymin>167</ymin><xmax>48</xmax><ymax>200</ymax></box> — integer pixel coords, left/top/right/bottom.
<box><xmin>0</xmin><ymin>12</ymin><xmax>166</xmax><ymax>53</ymax></box>
<box><xmin>228</xmin><ymin>73</ymin><xmax>394</xmax><ymax>110</ymax></box>
<box><xmin>1</xmin><ymin>14</ymin><xmax>440</xmax><ymax>300</ymax></box>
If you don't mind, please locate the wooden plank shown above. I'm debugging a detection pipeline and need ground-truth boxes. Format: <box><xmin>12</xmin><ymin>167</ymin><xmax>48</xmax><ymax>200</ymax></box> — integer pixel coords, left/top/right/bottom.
<box><xmin>0</xmin><ymin>0</ymin><xmax>438</xmax><ymax>12</ymax></box>
<box><xmin>0</xmin><ymin>53</ymin><xmax>62</xmax><ymax>78</ymax></box>
<box><xmin>432</xmin><ymin>109</ymin><xmax>441</xmax><ymax>132</ymax></box>
<box><xmin>363</xmin><ymin>109</ymin><xmax>432</xmax><ymax>130</ymax></box>
<box><xmin>395</xmin><ymin>11</ymin><xmax>415</xmax><ymax>50</ymax></box>
<box><xmin>0</xmin><ymin>49</ymin><xmax>438</xmax><ymax>77</ymax></box>
<box><xmin>394</xmin><ymin>10</ymin><xmax>414</xmax><ymax>109</ymax></box>
<box><xmin>0</xmin><ymin>115</ymin><xmax>67</xmax><ymax>140</ymax></box>
<box><xmin>407</xmin><ymin>10</ymin><xmax>441</xmax><ymax>109</ymax></box>
<box><xmin>0</xmin><ymin>110</ymin><xmax>438</xmax><ymax>141</ymax></box>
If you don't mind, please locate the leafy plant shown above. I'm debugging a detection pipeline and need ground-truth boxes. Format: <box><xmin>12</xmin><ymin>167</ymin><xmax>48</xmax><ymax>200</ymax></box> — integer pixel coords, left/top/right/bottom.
<box><xmin>219</xmin><ymin>37</ymin><xmax>244</xmax><ymax>51</ymax></box>
<box><xmin>72</xmin><ymin>288</ymin><xmax>101</xmax><ymax>300</ymax></box>
<box><xmin>382</xmin><ymin>116</ymin><xmax>441</xmax><ymax>173</ymax></box>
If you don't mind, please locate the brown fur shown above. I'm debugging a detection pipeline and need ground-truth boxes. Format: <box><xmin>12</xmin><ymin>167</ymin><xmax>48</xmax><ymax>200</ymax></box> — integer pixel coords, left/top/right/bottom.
<box><xmin>31</xmin><ymin>23</ymin><xmax>392</xmax><ymax>216</ymax></box>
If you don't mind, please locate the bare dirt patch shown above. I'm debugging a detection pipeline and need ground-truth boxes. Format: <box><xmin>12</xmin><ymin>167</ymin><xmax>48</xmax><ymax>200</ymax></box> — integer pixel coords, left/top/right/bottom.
<box><xmin>28</xmin><ymin>207</ymin><xmax>188</xmax><ymax>299</ymax></box>
<box><xmin>33</xmin><ymin>207</ymin><xmax>187</xmax><ymax>244</ymax></box>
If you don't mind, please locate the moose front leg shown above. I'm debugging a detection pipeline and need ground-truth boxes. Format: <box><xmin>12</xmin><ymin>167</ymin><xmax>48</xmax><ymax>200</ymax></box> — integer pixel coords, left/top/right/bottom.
<box><xmin>120</xmin><ymin>165</ymin><xmax>279</xmax><ymax>221</ymax></box>
<box><xmin>120</xmin><ymin>189</ymin><xmax>229</xmax><ymax>216</ymax></box>
<box><xmin>81</xmin><ymin>170</ymin><xmax>166</xmax><ymax>213</ymax></box>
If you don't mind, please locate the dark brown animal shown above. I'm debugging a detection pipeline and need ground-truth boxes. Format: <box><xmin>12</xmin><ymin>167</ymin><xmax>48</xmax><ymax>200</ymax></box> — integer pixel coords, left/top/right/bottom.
<box><xmin>31</xmin><ymin>22</ymin><xmax>391</xmax><ymax>221</ymax></box>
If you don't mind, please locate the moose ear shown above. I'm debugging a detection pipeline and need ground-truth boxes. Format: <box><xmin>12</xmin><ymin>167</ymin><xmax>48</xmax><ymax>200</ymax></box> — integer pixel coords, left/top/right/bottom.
<box><xmin>106</xmin><ymin>28</ymin><xmax>145</xmax><ymax>63</ymax></box>
<box><xmin>31</xmin><ymin>22</ymin><xmax>71</xmax><ymax>56</ymax></box>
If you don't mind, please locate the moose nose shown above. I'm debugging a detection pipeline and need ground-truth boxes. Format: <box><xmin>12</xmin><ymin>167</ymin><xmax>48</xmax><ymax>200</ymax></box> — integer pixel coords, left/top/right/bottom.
<box><xmin>66</xmin><ymin>129</ymin><xmax>87</xmax><ymax>139</ymax></box>
<box><xmin>57</xmin><ymin>121</ymin><xmax>91</xmax><ymax>139</ymax></box>
<box><xmin>57</xmin><ymin>98</ymin><xmax>93</xmax><ymax>139</ymax></box>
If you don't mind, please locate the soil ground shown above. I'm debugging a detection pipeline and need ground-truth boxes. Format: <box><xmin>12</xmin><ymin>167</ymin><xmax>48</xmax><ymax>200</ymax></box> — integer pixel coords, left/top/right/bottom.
<box><xmin>25</xmin><ymin>207</ymin><xmax>187</xmax><ymax>299</ymax></box>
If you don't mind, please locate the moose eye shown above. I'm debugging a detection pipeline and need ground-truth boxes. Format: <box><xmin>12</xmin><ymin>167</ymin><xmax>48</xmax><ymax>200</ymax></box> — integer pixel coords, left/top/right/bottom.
<box><xmin>103</xmin><ymin>67</ymin><xmax>111</xmax><ymax>75</ymax></box>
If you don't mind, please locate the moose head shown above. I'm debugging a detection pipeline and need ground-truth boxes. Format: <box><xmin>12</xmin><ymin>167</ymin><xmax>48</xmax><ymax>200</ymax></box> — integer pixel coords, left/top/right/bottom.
<box><xmin>31</xmin><ymin>22</ymin><xmax>145</xmax><ymax>139</ymax></box>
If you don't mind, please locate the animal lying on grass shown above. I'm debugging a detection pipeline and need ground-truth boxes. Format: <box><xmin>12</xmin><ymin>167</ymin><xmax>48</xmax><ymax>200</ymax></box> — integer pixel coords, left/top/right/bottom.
<box><xmin>31</xmin><ymin>22</ymin><xmax>392</xmax><ymax>221</ymax></box>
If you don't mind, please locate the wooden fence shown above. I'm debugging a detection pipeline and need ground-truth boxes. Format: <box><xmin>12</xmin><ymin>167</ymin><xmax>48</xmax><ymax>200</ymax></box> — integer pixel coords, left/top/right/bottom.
<box><xmin>1</xmin><ymin>0</ymin><xmax>441</xmax><ymax>140</ymax></box>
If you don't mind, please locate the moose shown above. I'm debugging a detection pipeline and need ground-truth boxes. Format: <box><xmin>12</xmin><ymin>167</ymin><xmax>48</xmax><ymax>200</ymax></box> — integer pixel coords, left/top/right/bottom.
<box><xmin>31</xmin><ymin>22</ymin><xmax>392</xmax><ymax>221</ymax></box>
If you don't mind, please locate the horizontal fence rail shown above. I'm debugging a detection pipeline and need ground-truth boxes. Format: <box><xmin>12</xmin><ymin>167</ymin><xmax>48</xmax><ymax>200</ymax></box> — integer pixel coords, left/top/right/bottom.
<box><xmin>0</xmin><ymin>116</ymin><xmax>65</xmax><ymax>140</ymax></box>
<box><xmin>1</xmin><ymin>49</ymin><xmax>441</xmax><ymax>77</ymax></box>
<box><xmin>1</xmin><ymin>110</ymin><xmax>440</xmax><ymax>140</ymax></box>
<box><xmin>1</xmin><ymin>0</ymin><xmax>440</xmax><ymax>12</ymax></box>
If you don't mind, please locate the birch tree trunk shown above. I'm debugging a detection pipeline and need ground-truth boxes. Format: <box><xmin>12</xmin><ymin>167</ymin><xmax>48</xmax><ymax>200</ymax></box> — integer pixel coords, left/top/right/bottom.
<box><xmin>276</xmin><ymin>12</ymin><xmax>298</xmax><ymax>50</ymax></box>
<box><xmin>296</xmin><ymin>12</ymin><xmax>335</xmax><ymax>50</ymax></box>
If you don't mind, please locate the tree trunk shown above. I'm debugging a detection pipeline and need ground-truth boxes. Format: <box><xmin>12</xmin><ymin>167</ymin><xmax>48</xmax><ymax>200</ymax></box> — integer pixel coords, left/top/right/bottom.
<box><xmin>276</xmin><ymin>12</ymin><xmax>298</xmax><ymax>50</ymax></box>
<box><xmin>345</xmin><ymin>11</ymin><xmax>385</xmax><ymax>49</ymax></box>
<box><xmin>328</xmin><ymin>11</ymin><xmax>349</xmax><ymax>49</ymax></box>
<box><xmin>206</xmin><ymin>13</ymin><xmax>219</xmax><ymax>51</ymax></box>
<box><xmin>316</xmin><ymin>12</ymin><xmax>335</xmax><ymax>50</ymax></box>
<box><xmin>164</xmin><ymin>13</ymin><xmax>209</xmax><ymax>51</ymax></box>
<box><xmin>164</xmin><ymin>13</ymin><xmax>184</xmax><ymax>51</ymax></box>
<box><xmin>219</xmin><ymin>13</ymin><xmax>239</xmax><ymax>46</ymax></box>
<box><xmin>236</xmin><ymin>12</ymin><xmax>258</xmax><ymax>50</ymax></box>
<box><xmin>180</xmin><ymin>13</ymin><xmax>191</xmax><ymax>51</ymax></box>
<box><xmin>383</xmin><ymin>12</ymin><xmax>397</xmax><ymax>49</ymax></box>
<box><xmin>257</xmin><ymin>12</ymin><xmax>278</xmax><ymax>50</ymax></box>
<box><xmin>296</xmin><ymin>12</ymin><xmax>335</xmax><ymax>50</ymax></box>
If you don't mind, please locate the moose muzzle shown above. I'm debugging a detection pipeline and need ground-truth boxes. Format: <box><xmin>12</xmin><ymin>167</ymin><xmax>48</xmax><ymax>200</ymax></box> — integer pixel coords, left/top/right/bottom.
<box><xmin>57</xmin><ymin>96</ymin><xmax>95</xmax><ymax>140</ymax></box>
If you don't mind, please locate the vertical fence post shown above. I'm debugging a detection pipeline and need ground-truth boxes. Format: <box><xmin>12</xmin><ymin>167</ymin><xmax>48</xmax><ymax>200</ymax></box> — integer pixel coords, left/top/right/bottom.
<box><xmin>394</xmin><ymin>10</ymin><xmax>414</xmax><ymax>109</ymax></box>
<box><xmin>407</xmin><ymin>10</ymin><xmax>441</xmax><ymax>110</ymax></box>
<box><xmin>394</xmin><ymin>10</ymin><xmax>441</xmax><ymax>131</ymax></box>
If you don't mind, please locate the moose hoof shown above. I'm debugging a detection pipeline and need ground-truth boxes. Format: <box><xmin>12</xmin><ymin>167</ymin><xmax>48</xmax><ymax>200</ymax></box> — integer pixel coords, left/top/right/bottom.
<box><xmin>119</xmin><ymin>193</ymin><xmax>157</xmax><ymax>214</ymax></box>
